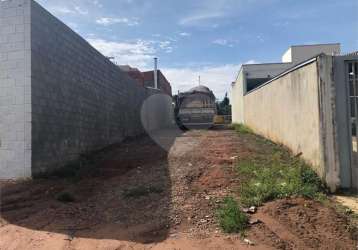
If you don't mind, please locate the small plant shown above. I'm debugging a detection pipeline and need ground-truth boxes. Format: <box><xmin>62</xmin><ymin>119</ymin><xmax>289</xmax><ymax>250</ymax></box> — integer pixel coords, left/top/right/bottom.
<box><xmin>237</xmin><ymin>158</ymin><xmax>324</xmax><ymax>207</ymax></box>
<box><xmin>123</xmin><ymin>185</ymin><xmax>163</xmax><ymax>198</ymax></box>
<box><xmin>231</xmin><ymin>123</ymin><xmax>253</xmax><ymax>134</ymax></box>
<box><xmin>56</xmin><ymin>191</ymin><xmax>75</xmax><ymax>203</ymax></box>
<box><xmin>217</xmin><ymin>196</ymin><xmax>248</xmax><ymax>233</ymax></box>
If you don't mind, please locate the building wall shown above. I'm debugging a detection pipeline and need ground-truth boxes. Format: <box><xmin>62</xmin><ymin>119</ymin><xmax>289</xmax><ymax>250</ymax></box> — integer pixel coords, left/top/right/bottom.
<box><xmin>181</xmin><ymin>93</ymin><xmax>214</xmax><ymax>108</ymax></box>
<box><xmin>333</xmin><ymin>55</ymin><xmax>358</xmax><ymax>189</ymax></box>
<box><xmin>29</xmin><ymin>1</ymin><xmax>173</xmax><ymax>176</ymax></box>
<box><xmin>232</xmin><ymin>54</ymin><xmax>355</xmax><ymax>190</ymax></box>
<box><xmin>0</xmin><ymin>0</ymin><xmax>32</xmax><ymax>178</ymax></box>
<box><xmin>231</xmin><ymin>70</ymin><xmax>245</xmax><ymax>124</ymax></box>
<box><xmin>243</xmin><ymin>61</ymin><xmax>323</xmax><ymax>173</ymax></box>
<box><xmin>242</xmin><ymin>63</ymin><xmax>293</xmax><ymax>80</ymax></box>
<box><xmin>231</xmin><ymin>63</ymin><xmax>293</xmax><ymax>124</ymax></box>
<box><xmin>158</xmin><ymin>72</ymin><xmax>172</xmax><ymax>96</ymax></box>
<box><xmin>290</xmin><ymin>44</ymin><xmax>340</xmax><ymax>64</ymax></box>
<box><xmin>282</xmin><ymin>48</ymin><xmax>292</xmax><ymax>63</ymax></box>
<box><xmin>143</xmin><ymin>70</ymin><xmax>172</xmax><ymax>96</ymax></box>
<box><xmin>0</xmin><ymin>0</ymin><xmax>172</xmax><ymax>178</ymax></box>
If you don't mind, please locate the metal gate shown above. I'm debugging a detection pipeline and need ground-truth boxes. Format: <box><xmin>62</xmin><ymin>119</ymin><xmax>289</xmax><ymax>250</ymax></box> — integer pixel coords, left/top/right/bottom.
<box><xmin>348</xmin><ymin>61</ymin><xmax>358</xmax><ymax>186</ymax></box>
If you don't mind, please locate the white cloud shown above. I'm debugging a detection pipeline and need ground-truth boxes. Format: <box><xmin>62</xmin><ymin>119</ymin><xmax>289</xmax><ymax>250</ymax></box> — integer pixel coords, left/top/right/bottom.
<box><xmin>159</xmin><ymin>41</ymin><xmax>173</xmax><ymax>53</ymax></box>
<box><xmin>50</xmin><ymin>5</ymin><xmax>88</xmax><ymax>16</ymax></box>
<box><xmin>178</xmin><ymin>0</ymin><xmax>239</xmax><ymax>26</ymax></box>
<box><xmin>50</xmin><ymin>6</ymin><xmax>75</xmax><ymax>15</ymax></box>
<box><xmin>87</xmin><ymin>38</ymin><xmax>156</xmax><ymax>68</ymax></box>
<box><xmin>179</xmin><ymin>12</ymin><xmax>224</xmax><ymax>26</ymax></box>
<box><xmin>162</xmin><ymin>64</ymin><xmax>241</xmax><ymax>99</ymax></box>
<box><xmin>92</xmin><ymin>0</ymin><xmax>103</xmax><ymax>8</ymax></box>
<box><xmin>244</xmin><ymin>59</ymin><xmax>258</xmax><ymax>64</ymax></box>
<box><xmin>74</xmin><ymin>6</ymin><xmax>88</xmax><ymax>15</ymax></box>
<box><xmin>96</xmin><ymin>17</ymin><xmax>139</xmax><ymax>26</ymax></box>
<box><xmin>212</xmin><ymin>39</ymin><xmax>229</xmax><ymax>46</ymax></box>
<box><xmin>179</xmin><ymin>32</ymin><xmax>191</xmax><ymax>37</ymax></box>
<box><xmin>212</xmin><ymin>39</ymin><xmax>238</xmax><ymax>47</ymax></box>
<box><xmin>256</xmin><ymin>35</ymin><xmax>265</xmax><ymax>43</ymax></box>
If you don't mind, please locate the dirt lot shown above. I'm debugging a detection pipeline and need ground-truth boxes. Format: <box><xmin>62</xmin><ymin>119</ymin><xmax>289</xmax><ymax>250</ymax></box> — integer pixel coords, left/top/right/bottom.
<box><xmin>0</xmin><ymin>129</ymin><xmax>357</xmax><ymax>249</ymax></box>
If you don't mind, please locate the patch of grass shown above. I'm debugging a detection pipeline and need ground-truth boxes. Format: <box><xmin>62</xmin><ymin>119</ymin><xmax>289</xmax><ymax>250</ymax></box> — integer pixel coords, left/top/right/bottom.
<box><xmin>123</xmin><ymin>185</ymin><xmax>163</xmax><ymax>198</ymax></box>
<box><xmin>230</xmin><ymin>123</ymin><xmax>253</xmax><ymax>134</ymax></box>
<box><xmin>237</xmin><ymin>157</ymin><xmax>325</xmax><ymax>207</ymax></box>
<box><xmin>56</xmin><ymin>191</ymin><xmax>76</xmax><ymax>203</ymax></box>
<box><xmin>217</xmin><ymin>196</ymin><xmax>248</xmax><ymax>233</ymax></box>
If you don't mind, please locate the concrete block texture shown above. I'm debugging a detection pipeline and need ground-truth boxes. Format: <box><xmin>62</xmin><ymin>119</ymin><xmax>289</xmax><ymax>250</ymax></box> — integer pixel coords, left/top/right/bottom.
<box><xmin>0</xmin><ymin>0</ymin><xmax>172</xmax><ymax>178</ymax></box>
<box><xmin>0</xmin><ymin>0</ymin><xmax>31</xmax><ymax>179</ymax></box>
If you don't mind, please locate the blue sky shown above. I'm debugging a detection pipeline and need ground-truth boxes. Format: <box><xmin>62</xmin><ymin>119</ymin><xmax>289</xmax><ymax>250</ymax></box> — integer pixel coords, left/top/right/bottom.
<box><xmin>37</xmin><ymin>0</ymin><xmax>358</xmax><ymax>99</ymax></box>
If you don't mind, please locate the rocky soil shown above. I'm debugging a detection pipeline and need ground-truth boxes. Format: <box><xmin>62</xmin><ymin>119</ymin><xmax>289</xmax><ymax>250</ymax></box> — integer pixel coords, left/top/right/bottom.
<box><xmin>0</xmin><ymin>129</ymin><xmax>356</xmax><ymax>249</ymax></box>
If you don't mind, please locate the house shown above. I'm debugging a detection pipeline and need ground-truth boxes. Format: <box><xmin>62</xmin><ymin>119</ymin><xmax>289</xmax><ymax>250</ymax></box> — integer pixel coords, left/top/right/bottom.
<box><xmin>119</xmin><ymin>66</ymin><xmax>173</xmax><ymax>96</ymax></box>
<box><xmin>231</xmin><ymin>43</ymin><xmax>358</xmax><ymax>191</ymax></box>
<box><xmin>232</xmin><ymin>43</ymin><xmax>341</xmax><ymax>124</ymax></box>
<box><xmin>143</xmin><ymin>70</ymin><xmax>172</xmax><ymax>96</ymax></box>
<box><xmin>176</xmin><ymin>85</ymin><xmax>217</xmax><ymax>128</ymax></box>
<box><xmin>118</xmin><ymin>65</ymin><xmax>144</xmax><ymax>86</ymax></box>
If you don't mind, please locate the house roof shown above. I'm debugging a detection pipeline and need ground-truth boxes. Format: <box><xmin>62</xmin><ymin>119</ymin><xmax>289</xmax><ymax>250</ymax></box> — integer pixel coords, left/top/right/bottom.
<box><xmin>189</xmin><ymin>85</ymin><xmax>212</xmax><ymax>93</ymax></box>
<box><xmin>181</xmin><ymin>85</ymin><xmax>215</xmax><ymax>99</ymax></box>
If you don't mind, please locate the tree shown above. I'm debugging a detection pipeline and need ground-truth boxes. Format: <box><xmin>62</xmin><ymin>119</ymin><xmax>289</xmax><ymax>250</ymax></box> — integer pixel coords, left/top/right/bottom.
<box><xmin>216</xmin><ymin>93</ymin><xmax>231</xmax><ymax>115</ymax></box>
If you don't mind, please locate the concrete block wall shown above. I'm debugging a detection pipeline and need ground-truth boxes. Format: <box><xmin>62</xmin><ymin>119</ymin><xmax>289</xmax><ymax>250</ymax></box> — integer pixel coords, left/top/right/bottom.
<box><xmin>0</xmin><ymin>0</ymin><xmax>31</xmax><ymax>178</ymax></box>
<box><xmin>0</xmin><ymin>0</ymin><xmax>172</xmax><ymax>178</ymax></box>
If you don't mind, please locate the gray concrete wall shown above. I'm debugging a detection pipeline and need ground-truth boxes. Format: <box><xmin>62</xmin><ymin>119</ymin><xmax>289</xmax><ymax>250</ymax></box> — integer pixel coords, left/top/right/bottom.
<box><xmin>282</xmin><ymin>44</ymin><xmax>341</xmax><ymax>64</ymax></box>
<box><xmin>334</xmin><ymin>55</ymin><xmax>358</xmax><ymax>190</ymax></box>
<box><xmin>290</xmin><ymin>44</ymin><xmax>340</xmax><ymax>64</ymax></box>
<box><xmin>0</xmin><ymin>0</ymin><xmax>32</xmax><ymax>178</ymax></box>
<box><xmin>0</xmin><ymin>0</ymin><xmax>172</xmax><ymax>178</ymax></box>
<box><xmin>29</xmin><ymin>1</ymin><xmax>171</xmax><ymax>176</ymax></box>
<box><xmin>317</xmin><ymin>55</ymin><xmax>341</xmax><ymax>191</ymax></box>
<box><xmin>242</xmin><ymin>63</ymin><xmax>293</xmax><ymax>80</ymax></box>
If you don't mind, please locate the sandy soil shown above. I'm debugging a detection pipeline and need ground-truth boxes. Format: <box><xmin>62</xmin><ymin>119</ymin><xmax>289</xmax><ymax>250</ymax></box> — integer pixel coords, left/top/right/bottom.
<box><xmin>334</xmin><ymin>195</ymin><xmax>358</xmax><ymax>214</ymax></box>
<box><xmin>0</xmin><ymin>129</ymin><xmax>357</xmax><ymax>250</ymax></box>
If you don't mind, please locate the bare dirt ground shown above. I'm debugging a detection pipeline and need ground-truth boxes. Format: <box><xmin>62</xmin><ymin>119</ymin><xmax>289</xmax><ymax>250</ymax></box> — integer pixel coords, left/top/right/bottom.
<box><xmin>0</xmin><ymin>129</ymin><xmax>357</xmax><ymax>250</ymax></box>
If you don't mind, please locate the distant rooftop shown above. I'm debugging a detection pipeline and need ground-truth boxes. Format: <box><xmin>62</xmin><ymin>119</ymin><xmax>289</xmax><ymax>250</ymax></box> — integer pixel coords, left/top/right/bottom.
<box><xmin>282</xmin><ymin>43</ymin><xmax>341</xmax><ymax>64</ymax></box>
<box><xmin>188</xmin><ymin>85</ymin><xmax>212</xmax><ymax>94</ymax></box>
<box><xmin>180</xmin><ymin>85</ymin><xmax>216</xmax><ymax>99</ymax></box>
<box><xmin>289</xmin><ymin>43</ymin><xmax>340</xmax><ymax>48</ymax></box>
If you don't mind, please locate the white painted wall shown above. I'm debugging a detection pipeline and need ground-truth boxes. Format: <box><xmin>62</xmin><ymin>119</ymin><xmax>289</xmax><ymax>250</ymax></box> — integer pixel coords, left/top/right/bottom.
<box><xmin>231</xmin><ymin>70</ymin><xmax>245</xmax><ymax>124</ymax></box>
<box><xmin>0</xmin><ymin>0</ymin><xmax>32</xmax><ymax>179</ymax></box>
<box><xmin>244</xmin><ymin>61</ymin><xmax>322</xmax><ymax>172</ymax></box>
<box><xmin>282</xmin><ymin>48</ymin><xmax>292</xmax><ymax>63</ymax></box>
<box><xmin>231</xmin><ymin>63</ymin><xmax>293</xmax><ymax>123</ymax></box>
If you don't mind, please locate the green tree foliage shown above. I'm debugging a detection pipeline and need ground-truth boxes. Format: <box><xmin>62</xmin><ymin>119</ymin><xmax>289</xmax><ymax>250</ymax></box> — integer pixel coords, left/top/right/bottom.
<box><xmin>216</xmin><ymin>92</ymin><xmax>231</xmax><ymax>115</ymax></box>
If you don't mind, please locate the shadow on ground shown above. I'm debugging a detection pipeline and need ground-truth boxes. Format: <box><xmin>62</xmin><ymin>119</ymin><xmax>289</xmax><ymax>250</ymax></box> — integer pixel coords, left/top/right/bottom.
<box><xmin>0</xmin><ymin>130</ymin><xmax>180</xmax><ymax>244</ymax></box>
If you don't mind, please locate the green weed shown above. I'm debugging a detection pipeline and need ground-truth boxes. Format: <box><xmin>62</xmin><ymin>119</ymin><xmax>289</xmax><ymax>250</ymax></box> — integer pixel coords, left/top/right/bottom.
<box><xmin>216</xmin><ymin>196</ymin><xmax>248</xmax><ymax>233</ymax></box>
<box><xmin>230</xmin><ymin>123</ymin><xmax>253</xmax><ymax>134</ymax></box>
<box><xmin>237</xmin><ymin>158</ymin><xmax>324</xmax><ymax>207</ymax></box>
